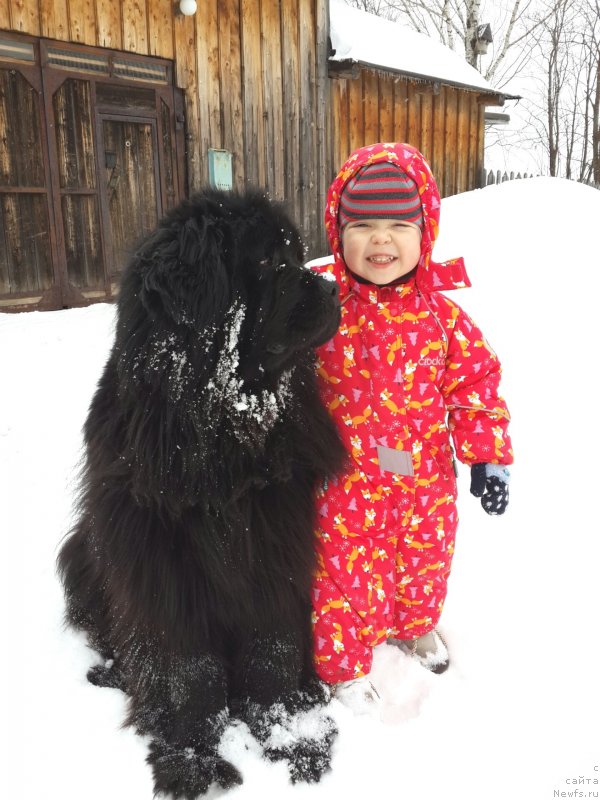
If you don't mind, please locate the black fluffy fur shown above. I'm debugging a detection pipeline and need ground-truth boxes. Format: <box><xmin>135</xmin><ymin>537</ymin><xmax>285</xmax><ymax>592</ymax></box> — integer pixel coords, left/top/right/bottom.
<box><xmin>57</xmin><ymin>188</ymin><xmax>347</xmax><ymax>798</ymax></box>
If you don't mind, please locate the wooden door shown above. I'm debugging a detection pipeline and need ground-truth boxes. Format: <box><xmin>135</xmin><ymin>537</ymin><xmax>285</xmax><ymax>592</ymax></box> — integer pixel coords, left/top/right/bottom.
<box><xmin>50</xmin><ymin>75</ymin><xmax>106</xmax><ymax>304</ymax></box>
<box><xmin>0</xmin><ymin>55</ymin><xmax>60</xmax><ymax>310</ymax></box>
<box><xmin>100</xmin><ymin>117</ymin><xmax>160</xmax><ymax>286</ymax></box>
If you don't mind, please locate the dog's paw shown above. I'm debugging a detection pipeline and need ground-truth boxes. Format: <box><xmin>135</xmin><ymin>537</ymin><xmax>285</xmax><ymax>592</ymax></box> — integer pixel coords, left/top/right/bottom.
<box><xmin>266</xmin><ymin>733</ymin><xmax>335</xmax><ymax>784</ymax></box>
<box><xmin>87</xmin><ymin>660</ymin><xmax>125</xmax><ymax>690</ymax></box>
<box><xmin>295</xmin><ymin>679</ymin><xmax>333</xmax><ymax>711</ymax></box>
<box><xmin>247</xmin><ymin>701</ymin><xmax>337</xmax><ymax>784</ymax></box>
<box><xmin>148</xmin><ymin>738</ymin><xmax>243</xmax><ymax>798</ymax></box>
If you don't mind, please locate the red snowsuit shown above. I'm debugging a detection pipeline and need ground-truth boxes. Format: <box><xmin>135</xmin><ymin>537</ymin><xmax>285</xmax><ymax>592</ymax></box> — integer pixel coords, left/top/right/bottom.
<box><xmin>310</xmin><ymin>143</ymin><xmax>513</xmax><ymax>684</ymax></box>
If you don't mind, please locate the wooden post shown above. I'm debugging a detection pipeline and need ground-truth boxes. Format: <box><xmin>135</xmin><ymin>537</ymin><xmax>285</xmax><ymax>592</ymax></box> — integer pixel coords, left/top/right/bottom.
<box><xmin>261</xmin><ymin>0</ymin><xmax>284</xmax><ymax>199</ymax></box>
<box><xmin>281</xmin><ymin>0</ymin><xmax>300</xmax><ymax>228</ymax></box>
<box><xmin>315</xmin><ymin>0</ymin><xmax>330</xmax><ymax>252</ymax></box>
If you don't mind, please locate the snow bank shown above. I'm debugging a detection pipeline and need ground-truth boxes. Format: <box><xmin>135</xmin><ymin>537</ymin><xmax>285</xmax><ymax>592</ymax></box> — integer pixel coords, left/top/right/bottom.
<box><xmin>2</xmin><ymin>177</ymin><xmax>599</xmax><ymax>799</ymax></box>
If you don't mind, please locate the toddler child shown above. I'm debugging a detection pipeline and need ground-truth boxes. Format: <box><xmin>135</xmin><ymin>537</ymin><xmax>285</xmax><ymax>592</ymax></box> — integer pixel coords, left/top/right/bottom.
<box><xmin>310</xmin><ymin>142</ymin><xmax>513</xmax><ymax>707</ymax></box>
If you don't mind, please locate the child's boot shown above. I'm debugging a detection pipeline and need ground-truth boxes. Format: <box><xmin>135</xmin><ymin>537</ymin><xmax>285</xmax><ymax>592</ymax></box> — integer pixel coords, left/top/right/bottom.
<box><xmin>332</xmin><ymin>675</ymin><xmax>381</xmax><ymax>716</ymax></box>
<box><xmin>391</xmin><ymin>629</ymin><xmax>449</xmax><ymax>674</ymax></box>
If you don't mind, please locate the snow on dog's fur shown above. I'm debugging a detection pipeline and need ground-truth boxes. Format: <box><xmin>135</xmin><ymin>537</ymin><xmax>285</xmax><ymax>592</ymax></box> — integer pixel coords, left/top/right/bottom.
<box><xmin>57</xmin><ymin>188</ymin><xmax>346</xmax><ymax>798</ymax></box>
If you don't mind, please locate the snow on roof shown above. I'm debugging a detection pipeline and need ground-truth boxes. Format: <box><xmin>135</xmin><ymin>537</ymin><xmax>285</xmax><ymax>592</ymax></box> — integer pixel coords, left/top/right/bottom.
<box><xmin>329</xmin><ymin>0</ymin><xmax>496</xmax><ymax>94</ymax></box>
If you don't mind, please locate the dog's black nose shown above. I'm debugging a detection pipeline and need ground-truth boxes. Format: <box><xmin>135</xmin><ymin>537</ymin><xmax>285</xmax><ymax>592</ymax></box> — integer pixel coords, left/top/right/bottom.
<box><xmin>316</xmin><ymin>274</ymin><xmax>339</xmax><ymax>299</ymax></box>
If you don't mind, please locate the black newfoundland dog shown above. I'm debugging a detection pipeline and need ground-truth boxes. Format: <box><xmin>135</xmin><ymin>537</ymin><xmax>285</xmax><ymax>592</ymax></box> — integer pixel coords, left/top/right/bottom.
<box><xmin>58</xmin><ymin>188</ymin><xmax>346</xmax><ymax>798</ymax></box>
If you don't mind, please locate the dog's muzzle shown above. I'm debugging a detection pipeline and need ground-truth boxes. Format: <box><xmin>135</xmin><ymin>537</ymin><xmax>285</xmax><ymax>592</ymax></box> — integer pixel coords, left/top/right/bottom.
<box><xmin>311</xmin><ymin>275</ymin><xmax>341</xmax><ymax>347</ymax></box>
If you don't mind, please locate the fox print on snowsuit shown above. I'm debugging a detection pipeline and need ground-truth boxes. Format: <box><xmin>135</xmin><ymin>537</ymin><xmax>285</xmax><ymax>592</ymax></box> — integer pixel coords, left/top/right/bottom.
<box><xmin>310</xmin><ymin>143</ymin><xmax>513</xmax><ymax>684</ymax></box>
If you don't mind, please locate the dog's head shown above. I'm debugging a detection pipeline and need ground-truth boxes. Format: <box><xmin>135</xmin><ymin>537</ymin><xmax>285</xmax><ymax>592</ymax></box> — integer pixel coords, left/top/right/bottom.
<box><xmin>113</xmin><ymin>189</ymin><xmax>345</xmax><ymax>502</ymax></box>
<box><xmin>126</xmin><ymin>188</ymin><xmax>340</xmax><ymax>387</ymax></box>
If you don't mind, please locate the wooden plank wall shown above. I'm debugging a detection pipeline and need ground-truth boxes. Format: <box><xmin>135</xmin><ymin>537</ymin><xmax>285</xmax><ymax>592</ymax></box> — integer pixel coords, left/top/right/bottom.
<box><xmin>0</xmin><ymin>0</ymin><xmax>330</xmax><ymax>254</ymax></box>
<box><xmin>329</xmin><ymin>67</ymin><xmax>487</xmax><ymax>199</ymax></box>
<box><xmin>0</xmin><ymin>1</ymin><xmax>489</xmax><ymax>255</ymax></box>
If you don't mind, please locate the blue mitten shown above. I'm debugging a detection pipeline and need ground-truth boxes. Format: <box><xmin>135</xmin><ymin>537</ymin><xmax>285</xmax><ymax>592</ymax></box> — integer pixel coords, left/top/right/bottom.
<box><xmin>470</xmin><ymin>463</ymin><xmax>510</xmax><ymax>515</ymax></box>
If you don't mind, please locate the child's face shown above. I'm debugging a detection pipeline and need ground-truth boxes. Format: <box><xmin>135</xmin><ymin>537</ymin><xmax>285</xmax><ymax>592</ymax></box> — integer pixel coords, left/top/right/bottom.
<box><xmin>341</xmin><ymin>219</ymin><xmax>422</xmax><ymax>285</ymax></box>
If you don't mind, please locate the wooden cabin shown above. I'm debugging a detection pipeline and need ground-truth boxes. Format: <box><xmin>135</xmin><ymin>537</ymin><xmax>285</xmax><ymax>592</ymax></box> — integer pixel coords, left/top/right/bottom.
<box><xmin>0</xmin><ymin>0</ymin><xmax>506</xmax><ymax>312</ymax></box>
<box><xmin>329</xmin><ymin>68</ymin><xmax>496</xmax><ymax>201</ymax></box>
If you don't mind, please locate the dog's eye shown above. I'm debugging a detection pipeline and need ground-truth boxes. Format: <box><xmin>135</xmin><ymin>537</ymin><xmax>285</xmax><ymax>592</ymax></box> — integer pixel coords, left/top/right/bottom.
<box><xmin>259</xmin><ymin>258</ymin><xmax>270</xmax><ymax>267</ymax></box>
<box><xmin>266</xmin><ymin>343</ymin><xmax>286</xmax><ymax>355</ymax></box>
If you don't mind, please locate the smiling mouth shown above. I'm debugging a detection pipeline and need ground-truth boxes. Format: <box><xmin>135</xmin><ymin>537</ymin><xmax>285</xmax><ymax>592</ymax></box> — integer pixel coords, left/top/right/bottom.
<box><xmin>367</xmin><ymin>256</ymin><xmax>396</xmax><ymax>265</ymax></box>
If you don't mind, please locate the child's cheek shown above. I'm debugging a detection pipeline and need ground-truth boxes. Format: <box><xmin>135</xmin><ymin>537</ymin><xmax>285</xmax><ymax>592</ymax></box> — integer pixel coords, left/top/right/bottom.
<box><xmin>340</xmin><ymin>237</ymin><xmax>361</xmax><ymax>274</ymax></box>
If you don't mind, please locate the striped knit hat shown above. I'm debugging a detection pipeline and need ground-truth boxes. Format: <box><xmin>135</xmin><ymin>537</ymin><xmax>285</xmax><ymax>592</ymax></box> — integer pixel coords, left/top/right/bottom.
<box><xmin>338</xmin><ymin>162</ymin><xmax>423</xmax><ymax>229</ymax></box>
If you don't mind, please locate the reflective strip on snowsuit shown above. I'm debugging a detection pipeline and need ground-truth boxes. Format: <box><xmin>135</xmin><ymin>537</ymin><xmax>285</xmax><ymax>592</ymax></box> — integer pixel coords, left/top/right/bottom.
<box><xmin>310</xmin><ymin>143</ymin><xmax>513</xmax><ymax>684</ymax></box>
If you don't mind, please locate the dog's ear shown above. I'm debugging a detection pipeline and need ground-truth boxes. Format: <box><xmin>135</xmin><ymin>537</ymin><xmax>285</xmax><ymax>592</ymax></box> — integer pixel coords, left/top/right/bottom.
<box><xmin>113</xmin><ymin>213</ymin><xmax>235</xmax><ymax>511</ymax></box>
<box><xmin>138</xmin><ymin>215</ymin><xmax>231</xmax><ymax>330</ymax></box>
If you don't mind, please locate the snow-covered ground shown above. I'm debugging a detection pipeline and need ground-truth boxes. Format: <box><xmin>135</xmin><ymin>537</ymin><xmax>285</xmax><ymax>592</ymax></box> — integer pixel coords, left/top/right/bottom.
<box><xmin>2</xmin><ymin>178</ymin><xmax>599</xmax><ymax>799</ymax></box>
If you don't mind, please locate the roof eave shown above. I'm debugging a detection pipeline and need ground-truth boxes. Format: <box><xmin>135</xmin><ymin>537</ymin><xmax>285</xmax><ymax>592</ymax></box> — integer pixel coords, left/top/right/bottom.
<box><xmin>328</xmin><ymin>57</ymin><xmax>505</xmax><ymax>101</ymax></box>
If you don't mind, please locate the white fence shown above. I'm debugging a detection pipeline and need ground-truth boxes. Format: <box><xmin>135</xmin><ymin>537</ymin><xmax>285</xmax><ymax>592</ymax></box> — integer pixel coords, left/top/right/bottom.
<box><xmin>481</xmin><ymin>169</ymin><xmax>533</xmax><ymax>186</ymax></box>
<box><xmin>480</xmin><ymin>170</ymin><xmax>599</xmax><ymax>189</ymax></box>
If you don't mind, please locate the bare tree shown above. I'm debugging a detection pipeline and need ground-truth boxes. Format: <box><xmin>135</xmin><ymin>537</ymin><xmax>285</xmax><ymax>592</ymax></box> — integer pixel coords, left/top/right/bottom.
<box><xmin>343</xmin><ymin>0</ymin><xmax>599</xmax><ymax>184</ymax></box>
<box><xmin>342</xmin><ymin>0</ymin><xmax>563</xmax><ymax>89</ymax></box>
<box><xmin>585</xmin><ymin>0</ymin><xmax>600</xmax><ymax>183</ymax></box>
<box><xmin>511</xmin><ymin>0</ymin><xmax>599</xmax><ymax>181</ymax></box>
<box><xmin>594</xmin><ymin>58</ymin><xmax>600</xmax><ymax>184</ymax></box>
<box><xmin>545</xmin><ymin>0</ymin><xmax>573</xmax><ymax>175</ymax></box>
<box><xmin>342</xmin><ymin>0</ymin><xmax>400</xmax><ymax>19</ymax></box>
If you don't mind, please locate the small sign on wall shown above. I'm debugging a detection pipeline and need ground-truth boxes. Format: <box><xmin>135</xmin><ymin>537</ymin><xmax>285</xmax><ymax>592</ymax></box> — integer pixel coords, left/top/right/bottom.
<box><xmin>208</xmin><ymin>149</ymin><xmax>233</xmax><ymax>190</ymax></box>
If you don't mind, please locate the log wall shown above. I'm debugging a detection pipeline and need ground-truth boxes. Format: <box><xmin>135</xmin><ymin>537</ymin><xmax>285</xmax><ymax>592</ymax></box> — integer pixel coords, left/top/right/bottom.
<box><xmin>1</xmin><ymin>0</ymin><xmax>490</xmax><ymax>257</ymax></box>
<box><xmin>0</xmin><ymin>0</ymin><xmax>330</xmax><ymax>254</ymax></box>
<box><xmin>329</xmin><ymin>68</ymin><xmax>487</xmax><ymax>199</ymax></box>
